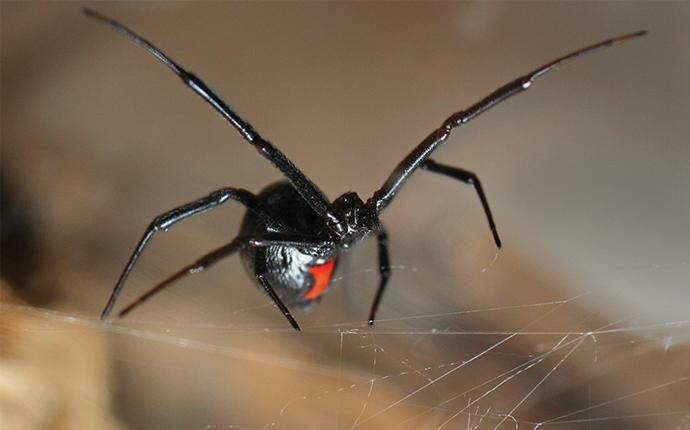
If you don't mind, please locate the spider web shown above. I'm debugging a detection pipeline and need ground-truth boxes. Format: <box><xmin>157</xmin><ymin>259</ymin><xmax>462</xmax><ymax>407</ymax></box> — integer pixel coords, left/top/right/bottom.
<box><xmin>5</xmin><ymin>249</ymin><xmax>689</xmax><ymax>430</ymax></box>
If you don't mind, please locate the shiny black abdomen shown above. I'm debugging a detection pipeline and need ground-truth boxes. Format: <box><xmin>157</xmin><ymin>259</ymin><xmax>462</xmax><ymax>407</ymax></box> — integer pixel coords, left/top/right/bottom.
<box><xmin>239</xmin><ymin>181</ymin><xmax>339</xmax><ymax>310</ymax></box>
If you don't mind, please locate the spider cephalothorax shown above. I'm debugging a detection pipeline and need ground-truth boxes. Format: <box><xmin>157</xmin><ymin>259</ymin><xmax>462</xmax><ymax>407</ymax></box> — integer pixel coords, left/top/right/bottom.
<box><xmin>333</xmin><ymin>192</ymin><xmax>378</xmax><ymax>245</ymax></box>
<box><xmin>85</xmin><ymin>9</ymin><xmax>645</xmax><ymax>330</ymax></box>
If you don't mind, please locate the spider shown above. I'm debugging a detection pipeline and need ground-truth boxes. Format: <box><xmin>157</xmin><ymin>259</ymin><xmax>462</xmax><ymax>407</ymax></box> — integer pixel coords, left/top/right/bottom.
<box><xmin>86</xmin><ymin>9</ymin><xmax>645</xmax><ymax>330</ymax></box>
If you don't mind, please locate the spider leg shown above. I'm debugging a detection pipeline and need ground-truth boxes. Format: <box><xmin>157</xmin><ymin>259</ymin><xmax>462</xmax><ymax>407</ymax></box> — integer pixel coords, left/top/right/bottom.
<box><xmin>367</xmin><ymin>31</ymin><xmax>646</xmax><ymax>214</ymax></box>
<box><xmin>254</xmin><ymin>247</ymin><xmax>301</xmax><ymax>331</ymax></box>
<box><xmin>118</xmin><ymin>238</ymin><xmax>244</xmax><ymax>318</ymax></box>
<box><xmin>368</xmin><ymin>228</ymin><xmax>391</xmax><ymax>325</ymax></box>
<box><xmin>101</xmin><ymin>188</ymin><xmax>272</xmax><ymax>319</ymax></box>
<box><xmin>83</xmin><ymin>9</ymin><xmax>346</xmax><ymax>237</ymax></box>
<box><xmin>247</xmin><ymin>233</ymin><xmax>334</xmax><ymax>249</ymax></box>
<box><xmin>421</xmin><ymin>159</ymin><xmax>501</xmax><ymax>248</ymax></box>
<box><xmin>118</xmin><ymin>230</ymin><xmax>334</xmax><ymax>321</ymax></box>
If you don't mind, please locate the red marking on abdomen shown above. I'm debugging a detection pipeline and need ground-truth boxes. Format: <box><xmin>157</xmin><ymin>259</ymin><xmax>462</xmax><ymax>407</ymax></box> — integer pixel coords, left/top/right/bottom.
<box><xmin>304</xmin><ymin>259</ymin><xmax>336</xmax><ymax>300</ymax></box>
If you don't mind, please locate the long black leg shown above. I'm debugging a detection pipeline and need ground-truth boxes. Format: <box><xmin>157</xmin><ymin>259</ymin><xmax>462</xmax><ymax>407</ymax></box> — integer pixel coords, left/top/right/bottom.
<box><xmin>118</xmin><ymin>232</ymin><xmax>333</xmax><ymax>318</ymax></box>
<box><xmin>101</xmin><ymin>188</ymin><xmax>269</xmax><ymax>319</ymax></box>
<box><xmin>247</xmin><ymin>233</ymin><xmax>334</xmax><ymax>249</ymax></box>
<box><xmin>368</xmin><ymin>31</ymin><xmax>646</xmax><ymax>214</ymax></box>
<box><xmin>254</xmin><ymin>247</ymin><xmax>301</xmax><ymax>331</ymax></box>
<box><xmin>421</xmin><ymin>159</ymin><xmax>501</xmax><ymax>248</ymax></box>
<box><xmin>368</xmin><ymin>228</ymin><xmax>391</xmax><ymax>325</ymax></box>
<box><xmin>118</xmin><ymin>238</ymin><xmax>244</xmax><ymax>318</ymax></box>
<box><xmin>83</xmin><ymin>9</ymin><xmax>346</xmax><ymax>237</ymax></box>
<box><xmin>118</xmin><ymin>232</ymin><xmax>331</xmax><ymax>320</ymax></box>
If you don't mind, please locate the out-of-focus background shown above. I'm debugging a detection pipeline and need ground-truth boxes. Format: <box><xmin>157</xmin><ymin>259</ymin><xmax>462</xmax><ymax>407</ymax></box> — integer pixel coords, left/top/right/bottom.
<box><xmin>2</xmin><ymin>2</ymin><xmax>688</xmax><ymax>429</ymax></box>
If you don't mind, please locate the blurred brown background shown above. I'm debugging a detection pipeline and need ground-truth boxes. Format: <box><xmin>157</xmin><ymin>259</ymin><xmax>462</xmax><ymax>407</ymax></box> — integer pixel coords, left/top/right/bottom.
<box><xmin>2</xmin><ymin>2</ymin><xmax>689</xmax><ymax>430</ymax></box>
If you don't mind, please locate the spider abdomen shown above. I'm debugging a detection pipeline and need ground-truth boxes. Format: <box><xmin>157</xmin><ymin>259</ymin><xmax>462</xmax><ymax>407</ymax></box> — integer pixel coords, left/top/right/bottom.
<box><xmin>239</xmin><ymin>181</ymin><xmax>340</xmax><ymax>310</ymax></box>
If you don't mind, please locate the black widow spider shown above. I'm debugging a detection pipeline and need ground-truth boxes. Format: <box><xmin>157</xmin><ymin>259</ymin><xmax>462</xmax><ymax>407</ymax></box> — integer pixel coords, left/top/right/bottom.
<box><xmin>86</xmin><ymin>9</ymin><xmax>645</xmax><ymax>331</ymax></box>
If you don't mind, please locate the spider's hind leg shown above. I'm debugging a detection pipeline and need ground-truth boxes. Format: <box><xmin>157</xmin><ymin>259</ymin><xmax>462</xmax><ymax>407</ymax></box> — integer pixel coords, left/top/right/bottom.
<box><xmin>118</xmin><ymin>238</ymin><xmax>244</xmax><ymax>318</ymax></box>
<box><xmin>421</xmin><ymin>159</ymin><xmax>501</xmax><ymax>248</ymax></box>
<box><xmin>118</xmin><ymin>233</ymin><xmax>329</xmax><ymax>324</ymax></box>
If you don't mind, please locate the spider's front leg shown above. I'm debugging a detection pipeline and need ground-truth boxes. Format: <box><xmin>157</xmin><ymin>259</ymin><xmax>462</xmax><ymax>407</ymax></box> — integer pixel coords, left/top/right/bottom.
<box><xmin>101</xmin><ymin>188</ymin><xmax>276</xmax><ymax>319</ymax></box>
<box><xmin>84</xmin><ymin>9</ymin><xmax>348</xmax><ymax>238</ymax></box>
<box><xmin>367</xmin><ymin>31</ymin><xmax>645</xmax><ymax>216</ymax></box>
